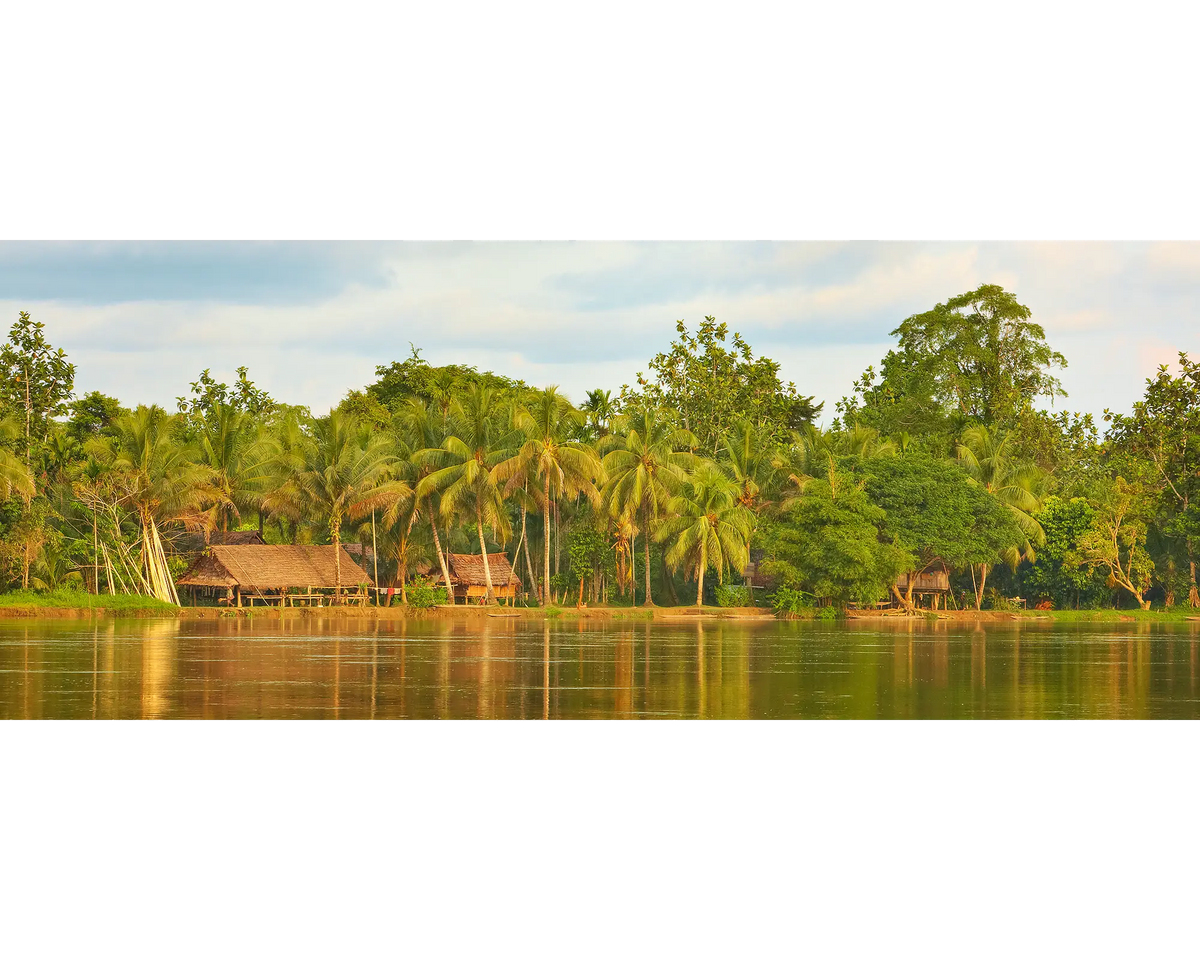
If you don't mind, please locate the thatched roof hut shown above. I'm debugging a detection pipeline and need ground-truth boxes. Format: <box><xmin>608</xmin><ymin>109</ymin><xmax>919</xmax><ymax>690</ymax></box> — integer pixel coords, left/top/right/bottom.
<box><xmin>169</xmin><ymin>529</ymin><xmax>266</xmax><ymax>556</ymax></box>
<box><xmin>177</xmin><ymin>545</ymin><xmax>372</xmax><ymax>592</ymax></box>
<box><xmin>446</xmin><ymin>552</ymin><xmax>520</xmax><ymax>602</ymax></box>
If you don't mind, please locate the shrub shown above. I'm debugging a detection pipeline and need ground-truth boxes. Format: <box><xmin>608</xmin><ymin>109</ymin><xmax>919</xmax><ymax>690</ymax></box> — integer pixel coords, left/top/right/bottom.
<box><xmin>771</xmin><ymin>586</ymin><xmax>813</xmax><ymax>618</ymax></box>
<box><xmin>714</xmin><ymin>582</ymin><xmax>752</xmax><ymax>607</ymax></box>
<box><xmin>406</xmin><ymin>577</ymin><xmax>448</xmax><ymax>609</ymax></box>
<box><xmin>815</xmin><ymin>605</ymin><xmax>841</xmax><ymax>622</ymax></box>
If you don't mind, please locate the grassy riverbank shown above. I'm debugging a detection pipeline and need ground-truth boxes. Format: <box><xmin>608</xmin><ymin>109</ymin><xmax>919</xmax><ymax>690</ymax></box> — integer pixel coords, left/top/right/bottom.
<box><xmin>0</xmin><ymin>590</ymin><xmax>179</xmax><ymax>617</ymax></box>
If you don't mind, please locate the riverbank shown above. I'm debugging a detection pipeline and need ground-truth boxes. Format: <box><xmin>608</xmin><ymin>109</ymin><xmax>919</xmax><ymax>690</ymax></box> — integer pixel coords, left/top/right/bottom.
<box><xmin>0</xmin><ymin>597</ymin><xmax>773</xmax><ymax>622</ymax></box>
<box><xmin>2</xmin><ymin>595</ymin><xmax>1199</xmax><ymax>625</ymax></box>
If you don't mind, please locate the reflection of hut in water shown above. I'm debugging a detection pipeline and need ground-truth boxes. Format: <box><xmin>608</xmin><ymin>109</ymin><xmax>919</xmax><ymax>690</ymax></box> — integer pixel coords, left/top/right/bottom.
<box><xmin>176</xmin><ymin>544</ymin><xmax>373</xmax><ymax>607</ymax></box>
<box><xmin>446</xmin><ymin>553</ymin><xmax>520</xmax><ymax>603</ymax></box>
<box><xmin>896</xmin><ymin>559</ymin><xmax>951</xmax><ymax>605</ymax></box>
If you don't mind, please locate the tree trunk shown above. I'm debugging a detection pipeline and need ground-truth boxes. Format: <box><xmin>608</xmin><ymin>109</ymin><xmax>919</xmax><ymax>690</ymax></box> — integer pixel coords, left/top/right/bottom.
<box><xmin>891</xmin><ymin>583</ymin><xmax>916</xmax><ymax>615</ymax></box>
<box><xmin>430</xmin><ymin>511</ymin><xmax>454</xmax><ymax>604</ymax></box>
<box><xmin>974</xmin><ymin>563</ymin><xmax>989</xmax><ymax>611</ymax></box>
<box><xmin>643</xmin><ymin>504</ymin><xmax>654</xmax><ymax>606</ymax></box>
<box><xmin>477</xmin><ymin>508</ymin><xmax>495</xmax><ymax>602</ymax></box>
<box><xmin>331</xmin><ymin>517</ymin><xmax>342</xmax><ymax>599</ymax></box>
<box><xmin>630</xmin><ymin>529</ymin><xmax>636</xmax><ymax>603</ymax></box>
<box><xmin>696</xmin><ymin>541</ymin><xmax>706</xmax><ymax>607</ymax></box>
<box><xmin>543</xmin><ymin>473</ymin><xmax>552</xmax><ymax>606</ymax></box>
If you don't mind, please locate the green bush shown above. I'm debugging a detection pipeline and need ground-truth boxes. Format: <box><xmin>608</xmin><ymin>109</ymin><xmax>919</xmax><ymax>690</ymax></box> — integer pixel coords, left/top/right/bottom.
<box><xmin>406</xmin><ymin>578</ymin><xmax>448</xmax><ymax>608</ymax></box>
<box><xmin>714</xmin><ymin>582</ymin><xmax>752</xmax><ymax>607</ymax></box>
<box><xmin>815</xmin><ymin>605</ymin><xmax>841</xmax><ymax>622</ymax></box>
<box><xmin>771</xmin><ymin>586</ymin><xmax>813</xmax><ymax>618</ymax></box>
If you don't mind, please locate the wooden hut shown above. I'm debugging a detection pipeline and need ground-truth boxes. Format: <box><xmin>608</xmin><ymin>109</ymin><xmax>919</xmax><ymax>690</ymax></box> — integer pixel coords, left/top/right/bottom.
<box><xmin>896</xmin><ymin>559</ymin><xmax>951</xmax><ymax>606</ymax></box>
<box><xmin>176</xmin><ymin>544</ymin><xmax>373</xmax><ymax>607</ymax></box>
<box><xmin>446</xmin><ymin>552</ymin><xmax>520</xmax><ymax>603</ymax></box>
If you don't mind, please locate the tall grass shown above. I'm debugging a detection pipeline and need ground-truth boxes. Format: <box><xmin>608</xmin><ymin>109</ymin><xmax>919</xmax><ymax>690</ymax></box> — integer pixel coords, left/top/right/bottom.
<box><xmin>0</xmin><ymin>589</ymin><xmax>178</xmax><ymax>612</ymax></box>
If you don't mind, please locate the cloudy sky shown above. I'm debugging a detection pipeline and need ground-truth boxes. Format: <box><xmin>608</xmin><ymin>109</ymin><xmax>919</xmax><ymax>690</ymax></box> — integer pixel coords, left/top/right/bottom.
<box><xmin>0</xmin><ymin>241</ymin><xmax>1195</xmax><ymax>425</ymax></box>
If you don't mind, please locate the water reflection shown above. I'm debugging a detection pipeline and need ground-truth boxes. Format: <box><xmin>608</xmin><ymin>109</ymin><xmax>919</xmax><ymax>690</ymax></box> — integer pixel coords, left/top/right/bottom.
<box><xmin>1</xmin><ymin>617</ymin><xmax>1199</xmax><ymax>719</ymax></box>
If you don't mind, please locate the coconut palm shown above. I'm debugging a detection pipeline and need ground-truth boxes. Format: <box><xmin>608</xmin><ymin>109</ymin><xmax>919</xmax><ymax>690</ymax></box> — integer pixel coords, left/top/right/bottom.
<box><xmin>0</xmin><ymin>415</ymin><xmax>35</xmax><ymax>502</ymax></box>
<box><xmin>956</xmin><ymin>424</ymin><xmax>1047</xmax><ymax>607</ymax></box>
<box><xmin>655</xmin><ymin>460</ymin><xmax>755</xmax><ymax>606</ymax></box>
<box><xmin>196</xmin><ymin>401</ymin><xmax>276</xmax><ymax>534</ymax></box>
<box><xmin>285</xmin><ymin>410</ymin><xmax>409</xmax><ymax>595</ymax></box>
<box><xmin>97</xmin><ymin>405</ymin><xmax>215</xmax><ymax>535</ymax></box>
<box><xmin>416</xmin><ymin>385</ymin><xmax>518</xmax><ymax>601</ymax></box>
<box><xmin>499</xmin><ymin>386</ymin><xmax>604</xmax><ymax>605</ymax></box>
<box><xmin>395</xmin><ymin>397</ymin><xmax>456</xmax><ymax>598</ymax></box>
<box><xmin>580</xmin><ymin>388</ymin><xmax>617</xmax><ymax>440</ymax></box>
<box><xmin>719</xmin><ymin>418</ymin><xmax>778</xmax><ymax>513</ymax></box>
<box><xmin>600</xmin><ymin>407</ymin><xmax>695</xmax><ymax>605</ymax></box>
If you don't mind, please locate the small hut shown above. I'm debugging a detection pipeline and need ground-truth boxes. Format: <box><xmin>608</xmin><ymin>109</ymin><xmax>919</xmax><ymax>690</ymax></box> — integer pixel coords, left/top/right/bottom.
<box><xmin>896</xmin><ymin>559</ymin><xmax>951</xmax><ymax>606</ymax></box>
<box><xmin>176</xmin><ymin>544</ymin><xmax>373</xmax><ymax>607</ymax></box>
<box><xmin>446</xmin><ymin>552</ymin><xmax>520</xmax><ymax>603</ymax></box>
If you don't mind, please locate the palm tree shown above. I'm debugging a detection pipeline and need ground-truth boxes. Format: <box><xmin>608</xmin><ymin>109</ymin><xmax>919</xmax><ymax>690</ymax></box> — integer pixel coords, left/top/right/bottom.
<box><xmin>416</xmin><ymin>385</ymin><xmax>517</xmax><ymax>601</ymax></box>
<box><xmin>396</xmin><ymin>397</ymin><xmax>456</xmax><ymax>599</ymax></box>
<box><xmin>580</xmin><ymin>388</ymin><xmax>617</xmax><ymax>440</ymax></box>
<box><xmin>286</xmin><ymin>410</ymin><xmax>409</xmax><ymax>595</ymax></box>
<box><xmin>98</xmin><ymin>405</ymin><xmax>215</xmax><ymax>537</ymax></box>
<box><xmin>197</xmin><ymin>401</ymin><xmax>275</xmax><ymax>534</ymax></box>
<box><xmin>655</xmin><ymin>460</ymin><xmax>755</xmax><ymax>606</ymax></box>
<box><xmin>600</xmin><ymin>407</ymin><xmax>695</xmax><ymax>605</ymax></box>
<box><xmin>956</xmin><ymin>424</ymin><xmax>1046</xmax><ymax>608</ymax></box>
<box><xmin>499</xmin><ymin>387</ymin><xmax>603</xmax><ymax>605</ymax></box>
<box><xmin>0</xmin><ymin>415</ymin><xmax>35</xmax><ymax>502</ymax></box>
<box><xmin>719</xmin><ymin>418</ymin><xmax>778</xmax><ymax>513</ymax></box>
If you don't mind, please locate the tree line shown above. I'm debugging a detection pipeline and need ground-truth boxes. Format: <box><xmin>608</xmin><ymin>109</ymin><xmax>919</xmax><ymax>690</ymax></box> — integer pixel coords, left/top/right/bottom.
<box><xmin>0</xmin><ymin>284</ymin><xmax>1196</xmax><ymax>612</ymax></box>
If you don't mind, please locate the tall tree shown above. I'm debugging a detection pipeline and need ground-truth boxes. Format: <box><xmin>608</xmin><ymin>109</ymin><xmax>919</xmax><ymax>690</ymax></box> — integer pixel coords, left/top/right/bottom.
<box><xmin>416</xmin><ymin>385</ymin><xmax>517</xmax><ymax>601</ymax></box>
<box><xmin>0</xmin><ymin>311</ymin><xmax>76</xmax><ymax>467</ymax></box>
<box><xmin>655</xmin><ymin>461</ymin><xmax>755</xmax><ymax>606</ymax></box>
<box><xmin>285</xmin><ymin>411</ymin><xmax>407</xmax><ymax>594</ymax></box>
<box><xmin>624</xmin><ymin>317</ymin><xmax>820</xmax><ymax>454</ymax></box>
<box><xmin>500</xmin><ymin>387</ymin><xmax>603</xmax><ymax>605</ymax></box>
<box><xmin>601</xmin><ymin>408</ymin><xmax>695</xmax><ymax>605</ymax></box>
<box><xmin>886</xmin><ymin>284</ymin><xmax>1067</xmax><ymax>428</ymax></box>
<box><xmin>1104</xmin><ymin>353</ymin><xmax>1200</xmax><ymax>606</ymax></box>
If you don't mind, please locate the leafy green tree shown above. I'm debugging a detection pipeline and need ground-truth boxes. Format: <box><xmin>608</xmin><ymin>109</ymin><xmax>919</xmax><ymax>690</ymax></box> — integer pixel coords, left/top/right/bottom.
<box><xmin>367</xmin><ymin>346</ymin><xmax>533</xmax><ymax>417</ymax></box>
<box><xmin>0</xmin><ymin>311</ymin><xmax>76</xmax><ymax>467</ymax></box>
<box><xmin>1077</xmin><ymin>477</ymin><xmax>1155</xmax><ymax>610</ymax></box>
<box><xmin>1104</xmin><ymin>353</ymin><xmax>1200</xmax><ymax>606</ymax></box>
<box><xmin>860</xmin><ymin>453</ymin><xmax>1022</xmax><ymax>610</ymax></box>
<box><xmin>176</xmin><ymin>367</ymin><xmax>275</xmax><ymax>421</ymax></box>
<box><xmin>624</xmin><ymin>317</ymin><xmax>820</xmax><ymax>454</ymax></box>
<box><xmin>891</xmin><ymin>284</ymin><xmax>1067</xmax><ymax>427</ymax></box>
<box><xmin>655</xmin><ymin>461</ymin><xmax>755</xmax><ymax>606</ymax></box>
<box><xmin>337</xmin><ymin>390</ymin><xmax>394</xmax><ymax>431</ymax></box>
<box><xmin>1021</xmin><ymin>496</ymin><xmax>1109</xmax><ymax>608</ymax></box>
<box><xmin>764</xmin><ymin>463</ymin><xmax>908</xmax><ymax>608</ymax></box>
<box><xmin>67</xmin><ymin>391</ymin><xmax>125</xmax><ymax>444</ymax></box>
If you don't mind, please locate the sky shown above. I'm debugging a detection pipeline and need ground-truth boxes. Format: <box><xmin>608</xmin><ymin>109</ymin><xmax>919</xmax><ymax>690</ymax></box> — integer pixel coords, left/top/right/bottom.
<box><xmin>0</xmin><ymin>241</ymin><xmax>1195</xmax><ymax>426</ymax></box>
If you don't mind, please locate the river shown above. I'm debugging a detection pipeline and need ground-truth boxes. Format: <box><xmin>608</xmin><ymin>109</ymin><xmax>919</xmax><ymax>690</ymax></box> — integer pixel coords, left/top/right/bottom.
<box><xmin>2</xmin><ymin>616</ymin><xmax>1198</xmax><ymax>719</ymax></box>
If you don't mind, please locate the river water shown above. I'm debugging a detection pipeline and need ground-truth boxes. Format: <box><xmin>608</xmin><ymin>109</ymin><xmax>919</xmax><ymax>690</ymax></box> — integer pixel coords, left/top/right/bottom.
<box><xmin>2</xmin><ymin>616</ymin><xmax>1198</xmax><ymax>719</ymax></box>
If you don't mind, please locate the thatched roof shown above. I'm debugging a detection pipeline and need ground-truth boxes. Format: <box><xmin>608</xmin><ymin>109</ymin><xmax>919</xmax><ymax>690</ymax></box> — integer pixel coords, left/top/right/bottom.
<box><xmin>447</xmin><ymin>552</ymin><xmax>520</xmax><ymax>587</ymax></box>
<box><xmin>168</xmin><ymin>529</ymin><xmax>266</xmax><ymax>555</ymax></box>
<box><xmin>176</xmin><ymin>545</ymin><xmax>372</xmax><ymax>590</ymax></box>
